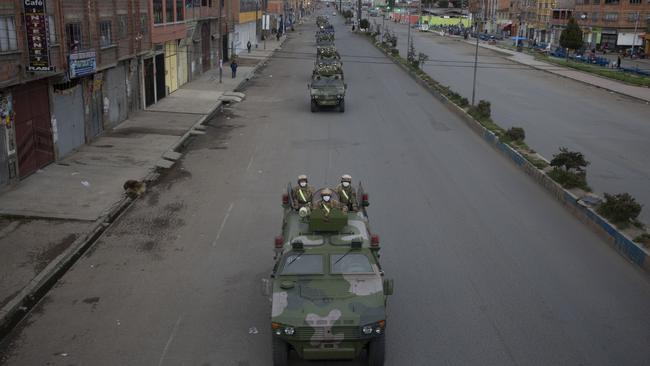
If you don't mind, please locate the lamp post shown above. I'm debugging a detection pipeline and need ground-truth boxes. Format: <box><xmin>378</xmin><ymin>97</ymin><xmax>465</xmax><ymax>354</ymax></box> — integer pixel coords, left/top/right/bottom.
<box><xmin>471</xmin><ymin>0</ymin><xmax>484</xmax><ymax>106</ymax></box>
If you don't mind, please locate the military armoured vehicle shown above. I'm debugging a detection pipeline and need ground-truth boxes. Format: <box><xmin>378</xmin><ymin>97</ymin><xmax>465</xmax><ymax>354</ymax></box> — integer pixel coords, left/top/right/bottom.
<box><xmin>262</xmin><ymin>185</ymin><xmax>393</xmax><ymax>365</ymax></box>
<box><xmin>316</xmin><ymin>16</ymin><xmax>329</xmax><ymax>28</ymax></box>
<box><xmin>308</xmin><ymin>73</ymin><xmax>347</xmax><ymax>112</ymax></box>
<box><xmin>312</xmin><ymin>62</ymin><xmax>344</xmax><ymax>78</ymax></box>
<box><xmin>316</xmin><ymin>33</ymin><xmax>335</xmax><ymax>46</ymax></box>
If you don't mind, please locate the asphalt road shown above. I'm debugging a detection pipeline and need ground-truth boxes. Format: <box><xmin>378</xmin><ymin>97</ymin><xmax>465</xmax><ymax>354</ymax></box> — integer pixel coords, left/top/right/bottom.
<box><xmin>1</xmin><ymin>13</ymin><xmax>650</xmax><ymax>366</ymax></box>
<box><xmin>380</xmin><ymin>18</ymin><xmax>650</xmax><ymax>222</ymax></box>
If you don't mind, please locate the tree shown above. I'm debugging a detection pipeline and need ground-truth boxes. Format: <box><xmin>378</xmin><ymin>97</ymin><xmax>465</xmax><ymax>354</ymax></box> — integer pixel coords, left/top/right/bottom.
<box><xmin>550</xmin><ymin>147</ymin><xmax>589</xmax><ymax>172</ymax></box>
<box><xmin>450</xmin><ymin>0</ymin><xmax>463</xmax><ymax>7</ymax></box>
<box><xmin>387</xmin><ymin>0</ymin><xmax>396</xmax><ymax>10</ymax></box>
<box><xmin>559</xmin><ymin>17</ymin><xmax>583</xmax><ymax>56</ymax></box>
<box><xmin>437</xmin><ymin>0</ymin><xmax>449</xmax><ymax>8</ymax></box>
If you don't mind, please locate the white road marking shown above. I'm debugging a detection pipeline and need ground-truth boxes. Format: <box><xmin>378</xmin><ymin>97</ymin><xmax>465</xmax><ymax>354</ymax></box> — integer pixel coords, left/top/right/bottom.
<box><xmin>157</xmin><ymin>313</ymin><xmax>184</xmax><ymax>366</ymax></box>
<box><xmin>212</xmin><ymin>202</ymin><xmax>235</xmax><ymax>247</ymax></box>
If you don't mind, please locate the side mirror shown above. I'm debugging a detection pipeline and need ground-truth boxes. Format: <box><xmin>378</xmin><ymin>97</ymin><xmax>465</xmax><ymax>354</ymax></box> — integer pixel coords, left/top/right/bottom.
<box><xmin>261</xmin><ymin>278</ymin><xmax>272</xmax><ymax>297</ymax></box>
<box><xmin>383</xmin><ymin>278</ymin><xmax>394</xmax><ymax>296</ymax></box>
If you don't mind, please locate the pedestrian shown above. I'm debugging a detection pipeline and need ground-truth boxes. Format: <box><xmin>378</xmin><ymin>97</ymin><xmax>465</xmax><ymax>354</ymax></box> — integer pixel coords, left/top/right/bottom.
<box><xmin>276</xmin><ymin>31</ymin><xmax>281</xmax><ymax>41</ymax></box>
<box><xmin>352</xmin><ymin>24</ymin><xmax>355</xmax><ymax>31</ymax></box>
<box><xmin>247</xmin><ymin>40</ymin><xmax>252</xmax><ymax>53</ymax></box>
<box><xmin>230</xmin><ymin>59</ymin><xmax>238</xmax><ymax>78</ymax></box>
<box><xmin>617</xmin><ymin>55</ymin><xmax>621</xmax><ymax>68</ymax></box>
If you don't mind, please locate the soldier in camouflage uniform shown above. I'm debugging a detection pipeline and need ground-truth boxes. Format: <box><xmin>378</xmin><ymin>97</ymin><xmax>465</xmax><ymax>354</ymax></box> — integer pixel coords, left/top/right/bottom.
<box><xmin>292</xmin><ymin>174</ymin><xmax>314</xmax><ymax>210</ymax></box>
<box><xmin>313</xmin><ymin>188</ymin><xmax>343</xmax><ymax>214</ymax></box>
<box><xmin>335</xmin><ymin>174</ymin><xmax>358</xmax><ymax>212</ymax></box>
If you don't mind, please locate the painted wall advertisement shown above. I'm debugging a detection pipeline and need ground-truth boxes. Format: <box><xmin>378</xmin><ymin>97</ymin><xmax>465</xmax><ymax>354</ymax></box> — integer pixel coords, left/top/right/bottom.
<box><xmin>23</xmin><ymin>0</ymin><xmax>54</xmax><ymax>71</ymax></box>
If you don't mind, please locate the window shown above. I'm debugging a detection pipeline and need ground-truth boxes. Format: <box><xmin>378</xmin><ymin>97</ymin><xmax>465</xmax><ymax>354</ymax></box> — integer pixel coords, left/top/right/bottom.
<box><xmin>604</xmin><ymin>0</ymin><xmax>619</xmax><ymax>4</ymax></box>
<box><xmin>153</xmin><ymin>0</ymin><xmax>163</xmax><ymax>24</ymax></box>
<box><xmin>166</xmin><ymin>0</ymin><xmax>174</xmax><ymax>22</ymax></box>
<box><xmin>629</xmin><ymin>0</ymin><xmax>641</xmax><ymax>3</ymax></box>
<box><xmin>202</xmin><ymin>0</ymin><xmax>208</xmax><ymax>6</ymax></box>
<box><xmin>176</xmin><ymin>0</ymin><xmax>184</xmax><ymax>21</ymax></box>
<box><xmin>628</xmin><ymin>12</ymin><xmax>640</xmax><ymax>21</ymax></box>
<box><xmin>0</xmin><ymin>16</ymin><xmax>17</xmax><ymax>52</ymax></box>
<box><xmin>48</xmin><ymin>15</ymin><xmax>57</xmax><ymax>45</ymax></box>
<box><xmin>117</xmin><ymin>15</ymin><xmax>127</xmax><ymax>39</ymax></box>
<box><xmin>65</xmin><ymin>22</ymin><xmax>82</xmax><ymax>52</ymax></box>
<box><xmin>584</xmin><ymin>0</ymin><xmax>590</xmax><ymax>4</ymax></box>
<box><xmin>140</xmin><ymin>13</ymin><xmax>148</xmax><ymax>35</ymax></box>
<box><xmin>281</xmin><ymin>254</ymin><xmax>323</xmax><ymax>275</ymax></box>
<box><xmin>99</xmin><ymin>20</ymin><xmax>113</xmax><ymax>47</ymax></box>
<box><xmin>593</xmin><ymin>0</ymin><xmax>600</xmax><ymax>4</ymax></box>
<box><xmin>591</xmin><ymin>12</ymin><xmax>599</xmax><ymax>21</ymax></box>
<box><xmin>330</xmin><ymin>254</ymin><xmax>374</xmax><ymax>274</ymax></box>
<box><xmin>603</xmin><ymin>12</ymin><xmax>618</xmax><ymax>21</ymax></box>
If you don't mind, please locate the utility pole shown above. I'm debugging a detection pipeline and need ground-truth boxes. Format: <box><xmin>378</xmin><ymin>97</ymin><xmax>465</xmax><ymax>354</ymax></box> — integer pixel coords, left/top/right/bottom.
<box><xmin>471</xmin><ymin>0</ymin><xmax>484</xmax><ymax>106</ymax></box>
<box><xmin>219</xmin><ymin>0</ymin><xmax>223</xmax><ymax>83</ymax></box>
<box><xmin>357</xmin><ymin>0</ymin><xmax>361</xmax><ymax>26</ymax></box>
<box><xmin>407</xmin><ymin>6</ymin><xmax>411</xmax><ymax>56</ymax></box>
<box><xmin>631</xmin><ymin>11</ymin><xmax>639</xmax><ymax>59</ymax></box>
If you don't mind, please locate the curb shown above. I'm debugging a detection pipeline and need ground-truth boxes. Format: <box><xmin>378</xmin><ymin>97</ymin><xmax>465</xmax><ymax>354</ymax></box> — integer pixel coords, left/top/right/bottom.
<box><xmin>0</xmin><ymin>195</ymin><xmax>135</xmax><ymax>339</ymax></box>
<box><xmin>0</xmin><ymin>34</ymin><xmax>291</xmax><ymax>341</ymax></box>
<box><xmin>364</xmin><ymin>35</ymin><xmax>650</xmax><ymax>273</ymax></box>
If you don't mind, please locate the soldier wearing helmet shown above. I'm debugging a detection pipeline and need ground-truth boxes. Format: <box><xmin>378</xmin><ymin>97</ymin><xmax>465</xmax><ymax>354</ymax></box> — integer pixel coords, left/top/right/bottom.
<box><xmin>335</xmin><ymin>174</ymin><xmax>358</xmax><ymax>212</ymax></box>
<box><xmin>313</xmin><ymin>188</ymin><xmax>342</xmax><ymax>215</ymax></box>
<box><xmin>292</xmin><ymin>174</ymin><xmax>314</xmax><ymax>210</ymax></box>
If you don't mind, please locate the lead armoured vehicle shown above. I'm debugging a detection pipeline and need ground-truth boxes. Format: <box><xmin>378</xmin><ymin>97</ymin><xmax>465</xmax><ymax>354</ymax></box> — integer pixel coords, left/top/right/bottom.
<box><xmin>263</xmin><ymin>184</ymin><xmax>393</xmax><ymax>366</ymax></box>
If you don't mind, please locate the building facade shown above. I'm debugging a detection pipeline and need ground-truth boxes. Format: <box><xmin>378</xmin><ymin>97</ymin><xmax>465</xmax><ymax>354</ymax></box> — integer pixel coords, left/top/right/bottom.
<box><xmin>0</xmin><ymin>0</ymin><xmax>151</xmax><ymax>185</ymax></box>
<box><xmin>573</xmin><ymin>0</ymin><xmax>649</xmax><ymax>51</ymax></box>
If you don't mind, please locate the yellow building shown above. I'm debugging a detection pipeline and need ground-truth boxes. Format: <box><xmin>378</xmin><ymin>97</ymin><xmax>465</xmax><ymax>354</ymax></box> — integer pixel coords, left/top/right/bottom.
<box><xmin>533</xmin><ymin>0</ymin><xmax>554</xmax><ymax>43</ymax></box>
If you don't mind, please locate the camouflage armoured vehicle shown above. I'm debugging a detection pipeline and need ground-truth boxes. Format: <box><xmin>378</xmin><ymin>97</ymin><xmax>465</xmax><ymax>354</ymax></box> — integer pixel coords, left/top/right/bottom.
<box><xmin>308</xmin><ymin>73</ymin><xmax>347</xmax><ymax>112</ymax></box>
<box><xmin>263</xmin><ymin>185</ymin><xmax>393</xmax><ymax>366</ymax></box>
<box><xmin>312</xmin><ymin>62</ymin><xmax>344</xmax><ymax>78</ymax></box>
<box><xmin>316</xmin><ymin>33</ymin><xmax>335</xmax><ymax>46</ymax></box>
<box><xmin>316</xmin><ymin>16</ymin><xmax>329</xmax><ymax>28</ymax></box>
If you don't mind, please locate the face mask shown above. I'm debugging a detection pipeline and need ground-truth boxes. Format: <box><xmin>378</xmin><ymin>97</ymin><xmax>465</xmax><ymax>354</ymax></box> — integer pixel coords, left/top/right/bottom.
<box><xmin>323</xmin><ymin>195</ymin><xmax>331</xmax><ymax>202</ymax></box>
<box><xmin>342</xmin><ymin>182</ymin><xmax>350</xmax><ymax>188</ymax></box>
<box><xmin>299</xmin><ymin>181</ymin><xmax>307</xmax><ymax>188</ymax></box>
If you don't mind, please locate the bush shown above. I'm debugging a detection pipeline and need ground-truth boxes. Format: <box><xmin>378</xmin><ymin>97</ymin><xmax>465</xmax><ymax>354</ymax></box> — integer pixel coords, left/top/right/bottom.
<box><xmin>548</xmin><ymin>167</ymin><xmax>590</xmax><ymax>190</ymax></box>
<box><xmin>470</xmin><ymin>100</ymin><xmax>491</xmax><ymax>119</ymax></box>
<box><xmin>343</xmin><ymin>10</ymin><xmax>353</xmax><ymax>19</ymax></box>
<box><xmin>550</xmin><ymin>147</ymin><xmax>589</xmax><ymax>172</ymax></box>
<box><xmin>597</xmin><ymin>193</ymin><xmax>642</xmax><ymax>226</ymax></box>
<box><xmin>505</xmin><ymin>127</ymin><xmax>525</xmax><ymax>142</ymax></box>
<box><xmin>634</xmin><ymin>234</ymin><xmax>650</xmax><ymax>248</ymax></box>
<box><xmin>390</xmin><ymin>48</ymin><xmax>399</xmax><ymax>56</ymax></box>
<box><xmin>359</xmin><ymin>19</ymin><xmax>370</xmax><ymax>30</ymax></box>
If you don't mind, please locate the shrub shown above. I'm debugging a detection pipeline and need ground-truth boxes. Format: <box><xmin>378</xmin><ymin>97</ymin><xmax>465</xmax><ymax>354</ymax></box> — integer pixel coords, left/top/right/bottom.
<box><xmin>634</xmin><ymin>234</ymin><xmax>650</xmax><ymax>248</ymax></box>
<box><xmin>550</xmin><ymin>147</ymin><xmax>589</xmax><ymax>173</ymax></box>
<box><xmin>458</xmin><ymin>97</ymin><xmax>469</xmax><ymax>107</ymax></box>
<box><xmin>359</xmin><ymin>19</ymin><xmax>370</xmax><ymax>30</ymax></box>
<box><xmin>477</xmin><ymin>100</ymin><xmax>491</xmax><ymax>118</ymax></box>
<box><xmin>597</xmin><ymin>193</ymin><xmax>642</xmax><ymax>226</ymax></box>
<box><xmin>548</xmin><ymin>167</ymin><xmax>590</xmax><ymax>190</ymax></box>
<box><xmin>390</xmin><ymin>48</ymin><xmax>399</xmax><ymax>56</ymax></box>
<box><xmin>505</xmin><ymin>127</ymin><xmax>525</xmax><ymax>142</ymax></box>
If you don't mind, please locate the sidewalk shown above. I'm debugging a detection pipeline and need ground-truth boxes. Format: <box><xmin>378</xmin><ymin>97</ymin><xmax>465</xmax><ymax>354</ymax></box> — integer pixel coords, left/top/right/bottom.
<box><xmin>461</xmin><ymin>38</ymin><xmax>650</xmax><ymax>103</ymax></box>
<box><xmin>0</xmin><ymin>36</ymin><xmax>285</xmax><ymax>334</ymax></box>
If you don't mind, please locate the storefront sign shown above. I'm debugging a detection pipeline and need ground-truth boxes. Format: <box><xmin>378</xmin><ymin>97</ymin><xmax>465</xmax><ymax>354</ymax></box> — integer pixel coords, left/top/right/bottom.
<box><xmin>23</xmin><ymin>0</ymin><xmax>54</xmax><ymax>71</ymax></box>
<box><xmin>69</xmin><ymin>51</ymin><xmax>96</xmax><ymax>78</ymax></box>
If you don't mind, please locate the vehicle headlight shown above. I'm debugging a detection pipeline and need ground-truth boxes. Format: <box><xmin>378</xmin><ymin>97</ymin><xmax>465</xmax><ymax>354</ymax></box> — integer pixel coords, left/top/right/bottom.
<box><xmin>362</xmin><ymin>325</ymin><xmax>373</xmax><ymax>335</ymax></box>
<box><xmin>284</xmin><ymin>327</ymin><xmax>295</xmax><ymax>336</ymax></box>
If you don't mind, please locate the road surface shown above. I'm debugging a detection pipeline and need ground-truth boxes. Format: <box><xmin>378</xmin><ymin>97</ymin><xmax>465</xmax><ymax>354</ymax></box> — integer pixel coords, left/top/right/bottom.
<box><xmin>1</xmin><ymin>13</ymin><xmax>649</xmax><ymax>366</ymax></box>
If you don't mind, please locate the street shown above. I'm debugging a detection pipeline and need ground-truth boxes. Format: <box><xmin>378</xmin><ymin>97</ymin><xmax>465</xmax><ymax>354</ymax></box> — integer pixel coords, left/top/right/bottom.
<box><xmin>1</xmin><ymin>14</ymin><xmax>650</xmax><ymax>366</ymax></box>
<box><xmin>382</xmin><ymin>18</ymin><xmax>650</xmax><ymax>221</ymax></box>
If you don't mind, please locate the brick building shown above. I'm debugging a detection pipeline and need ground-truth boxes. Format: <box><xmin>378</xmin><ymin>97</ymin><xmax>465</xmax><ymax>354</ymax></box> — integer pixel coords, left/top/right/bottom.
<box><xmin>0</xmin><ymin>0</ymin><xmax>151</xmax><ymax>186</ymax></box>
<box><xmin>573</xmin><ymin>0</ymin><xmax>649</xmax><ymax>51</ymax></box>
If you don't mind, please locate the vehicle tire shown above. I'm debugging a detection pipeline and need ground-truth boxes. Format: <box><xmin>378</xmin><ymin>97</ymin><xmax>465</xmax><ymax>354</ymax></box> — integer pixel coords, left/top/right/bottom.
<box><xmin>272</xmin><ymin>337</ymin><xmax>289</xmax><ymax>366</ymax></box>
<box><xmin>311</xmin><ymin>100</ymin><xmax>318</xmax><ymax>113</ymax></box>
<box><xmin>338</xmin><ymin>99</ymin><xmax>345</xmax><ymax>113</ymax></box>
<box><xmin>367</xmin><ymin>335</ymin><xmax>385</xmax><ymax>366</ymax></box>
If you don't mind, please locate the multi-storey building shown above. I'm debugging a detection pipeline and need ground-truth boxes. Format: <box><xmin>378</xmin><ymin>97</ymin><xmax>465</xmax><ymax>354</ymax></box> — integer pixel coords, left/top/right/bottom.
<box><xmin>148</xmin><ymin>1</ymin><xmax>227</xmax><ymax>106</ymax></box>
<box><xmin>496</xmin><ymin>0</ymin><xmax>513</xmax><ymax>35</ymax></box>
<box><xmin>532</xmin><ymin>0</ymin><xmax>553</xmax><ymax>42</ymax></box>
<box><xmin>0</xmin><ymin>0</ymin><xmax>151</xmax><ymax>185</ymax></box>
<box><xmin>573</xmin><ymin>0</ymin><xmax>649</xmax><ymax>51</ymax></box>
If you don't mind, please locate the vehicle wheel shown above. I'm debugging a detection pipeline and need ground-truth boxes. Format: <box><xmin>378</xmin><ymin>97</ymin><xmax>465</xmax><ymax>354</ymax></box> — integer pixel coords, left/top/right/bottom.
<box><xmin>311</xmin><ymin>100</ymin><xmax>318</xmax><ymax>113</ymax></box>
<box><xmin>272</xmin><ymin>337</ymin><xmax>289</xmax><ymax>366</ymax></box>
<box><xmin>338</xmin><ymin>99</ymin><xmax>345</xmax><ymax>113</ymax></box>
<box><xmin>367</xmin><ymin>335</ymin><xmax>385</xmax><ymax>366</ymax></box>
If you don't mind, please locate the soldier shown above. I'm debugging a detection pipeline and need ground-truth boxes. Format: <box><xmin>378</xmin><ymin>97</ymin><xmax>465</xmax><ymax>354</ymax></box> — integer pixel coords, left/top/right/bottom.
<box><xmin>313</xmin><ymin>188</ymin><xmax>342</xmax><ymax>215</ymax></box>
<box><xmin>292</xmin><ymin>175</ymin><xmax>314</xmax><ymax>209</ymax></box>
<box><xmin>335</xmin><ymin>174</ymin><xmax>358</xmax><ymax>212</ymax></box>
